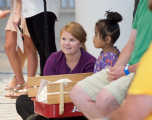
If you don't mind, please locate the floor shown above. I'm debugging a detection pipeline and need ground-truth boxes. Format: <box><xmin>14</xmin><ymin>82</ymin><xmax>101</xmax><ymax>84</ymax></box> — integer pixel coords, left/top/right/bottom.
<box><xmin>0</xmin><ymin>73</ymin><xmax>26</xmax><ymax>120</ymax></box>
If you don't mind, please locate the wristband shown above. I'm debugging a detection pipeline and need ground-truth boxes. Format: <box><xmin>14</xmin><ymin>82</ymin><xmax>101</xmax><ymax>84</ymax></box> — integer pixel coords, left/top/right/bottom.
<box><xmin>124</xmin><ymin>64</ymin><xmax>130</xmax><ymax>75</ymax></box>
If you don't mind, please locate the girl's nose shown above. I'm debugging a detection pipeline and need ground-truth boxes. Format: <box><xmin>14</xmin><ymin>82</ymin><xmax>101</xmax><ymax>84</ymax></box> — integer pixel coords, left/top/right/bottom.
<box><xmin>65</xmin><ymin>40</ymin><xmax>70</xmax><ymax>45</ymax></box>
<box><xmin>93</xmin><ymin>36</ymin><xmax>95</xmax><ymax>40</ymax></box>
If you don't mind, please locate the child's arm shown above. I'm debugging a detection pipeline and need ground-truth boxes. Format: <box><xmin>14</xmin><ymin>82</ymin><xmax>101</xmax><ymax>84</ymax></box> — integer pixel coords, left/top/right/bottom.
<box><xmin>13</xmin><ymin>0</ymin><xmax>22</xmax><ymax>31</ymax></box>
<box><xmin>0</xmin><ymin>10</ymin><xmax>10</xmax><ymax>19</ymax></box>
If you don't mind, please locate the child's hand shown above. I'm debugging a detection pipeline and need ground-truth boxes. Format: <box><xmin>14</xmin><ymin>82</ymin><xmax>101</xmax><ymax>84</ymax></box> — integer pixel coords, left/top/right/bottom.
<box><xmin>106</xmin><ymin>66</ymin><xmax>125</xmax><ymax>81</ymax></box>
<box><xmin>0</xmin><ymin>10</ymin><xmax>10</xmax><ymax>19</ymax></box>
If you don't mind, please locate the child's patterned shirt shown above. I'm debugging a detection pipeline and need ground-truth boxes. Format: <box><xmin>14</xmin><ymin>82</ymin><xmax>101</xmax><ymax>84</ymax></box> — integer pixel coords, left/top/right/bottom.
<box><xmin>94</xmin><ymin>47</ymin><xmax>120</xmax><ymax>73</ymax></box>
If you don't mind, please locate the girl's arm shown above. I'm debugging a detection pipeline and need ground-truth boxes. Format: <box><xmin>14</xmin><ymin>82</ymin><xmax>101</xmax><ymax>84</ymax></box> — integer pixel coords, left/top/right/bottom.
<box><xmin>13</xmin><ymin>0</ymin><xmax>22</xmax><ymax>30</ymax></box>
<box><xmin>0</xmin><ymin>10</ymin><xmax>10</xmax><ymax>19</ymax></box>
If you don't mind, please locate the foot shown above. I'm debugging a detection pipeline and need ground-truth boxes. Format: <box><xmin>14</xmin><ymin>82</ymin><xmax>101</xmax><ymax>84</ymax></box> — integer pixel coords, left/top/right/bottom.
<box><xmin>5</xmin><ymin>76</ymin><xmax>16</xmax><ymax>90</ymax></box>
<box><xmin>5</xmin><ymin>82</ymin><xmax>26</xmax><ymax>97</ymax></box>
<box><xmin>14</xmin><ymin>89</ymin><xmax>28</xmax><ymax>97</ymax></box>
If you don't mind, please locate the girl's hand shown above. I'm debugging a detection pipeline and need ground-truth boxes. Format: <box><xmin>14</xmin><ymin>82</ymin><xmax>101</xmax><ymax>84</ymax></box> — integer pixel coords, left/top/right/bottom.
<box><xmin>12</xmin><ymin>13</ymin><xmax>21</xmax><ymax>31</ymax></box>
<box><xmin>0</xmin><ymin>10</ymin><xmax>10</xmax><ymax>19</ymax></box>
<box><xmin>106</xmin><ymin>66</ymin><xmax>126</xmax><ymax>81</ymax></box>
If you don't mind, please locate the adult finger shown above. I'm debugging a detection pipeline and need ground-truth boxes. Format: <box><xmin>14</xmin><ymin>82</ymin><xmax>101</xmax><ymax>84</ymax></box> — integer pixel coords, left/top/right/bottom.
<box><xmin>108</xmin><ymin>66</ymin><xmax>116</xmax><ymax>71</ymax></box>
<box><xmin>107</xmin><ymin>76</ymin><xmax>114</xmax><ymax>81</ymax></box>
<box><xmin>106</xmin><ymin>71</ymin><xmax>111</xmax><ymax>76</ymax></box>
<box><xmin>108</xmin><ymin>66</ymin><xmax>112</xmax><ymax>70</ymax></box>
<box><xmin>5</xmin><ymin>10</ymin><xmax>10</xmax><ymax>13</ymax></box>
<box><xmin>4</xmin><ymin>11</ymin><xmax>10</xmax><ymax>15</ymax></box>
<box><xmin>107</xmin><ymin>75</ymin><xmax>116</xmax><ymax>81</ymax></box>
<box><xmin>106</xmin><ymin>71</ymin><xmax>115</xmax><ymax>76</ymax></box>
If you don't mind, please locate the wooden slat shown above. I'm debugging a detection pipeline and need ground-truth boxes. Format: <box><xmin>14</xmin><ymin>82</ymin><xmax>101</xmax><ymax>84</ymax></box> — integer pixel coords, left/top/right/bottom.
<box><xmin>28</xmin><ymin>87</ymin><xmax>39</xmax><ymax>97</ymax></box>
<box><xmin>28</xmin><ymin>72</ymin><xmax>93</xmax><ymax>87</ymax></box>
<box><xmin>47</xmin><ymin>81</ymin><xmax>77</xmax><ymax>93</ymax></box>
<box><xmin>47</xmin><ymin>93</ymin><xmax>72</xmax><ymax>104</ymax></box>
<box><xmin>28</xmin><ymin>82</ymin><xmax>78</xmax><ymax>97</ymax></box>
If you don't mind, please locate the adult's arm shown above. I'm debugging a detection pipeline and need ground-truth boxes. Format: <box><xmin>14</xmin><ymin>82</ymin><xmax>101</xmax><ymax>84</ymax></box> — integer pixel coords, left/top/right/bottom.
<box><xmin>109</xmin><ymin>95</ymin><xmax>152</xmax><ymax>120</ymax></box>
<box><xmin>0</xmin><ymin>10</ymin><xmax>10</xmax><ymax>19</ymax></box>
<box><xmin>13</xmin><ymin>0</ymin><xmax>22</xmax><ymax>30</ymax></box>
<box><xmin>114</xmin><ymin>29</ymin><xmax>137</xmax><ymax>67</ymax></box>
<box><xmin>106</xmin><ymin>29</ymin><xmax>138</xmax><ymax>80</ymax></box>
<box><xmin>128</xmin><ymin>62</ymin><xmax>139</xmax><ymax>73</ymax></box>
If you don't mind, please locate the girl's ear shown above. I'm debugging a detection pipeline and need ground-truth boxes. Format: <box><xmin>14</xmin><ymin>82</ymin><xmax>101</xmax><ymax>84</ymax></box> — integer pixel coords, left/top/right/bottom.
<box><xmin>81</xmin><ymin>42</ymin><xmax>84</xmax><ymax>47</ymax></box>
<box><xmin>78</xmin><ymin>43</ymin><xmax>82</xmax><ymax>48</ymax></box>
<box><xmin>105</xmin><ymin>36</ymin><xmax>111</xmax><ymax>44</ymax></box>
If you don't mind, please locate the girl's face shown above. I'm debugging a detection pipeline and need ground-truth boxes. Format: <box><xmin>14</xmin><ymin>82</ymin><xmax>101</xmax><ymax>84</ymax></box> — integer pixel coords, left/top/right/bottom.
<box><xmin>60</xmin><ymin>30</ymin><xmax>82</xmax><ymax>55</ymax></box>
<box><xmin>93</xmin><ymin>26</ymin><xmax>106</xmax><ymax>48</ymax></box>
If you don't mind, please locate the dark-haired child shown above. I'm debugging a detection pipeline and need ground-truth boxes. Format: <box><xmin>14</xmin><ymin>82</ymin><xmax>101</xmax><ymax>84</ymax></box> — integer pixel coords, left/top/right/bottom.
<box><xmin>93</xmin><ymin>11</ymin><xmax>122</xmax><ymax>73</ymax></box>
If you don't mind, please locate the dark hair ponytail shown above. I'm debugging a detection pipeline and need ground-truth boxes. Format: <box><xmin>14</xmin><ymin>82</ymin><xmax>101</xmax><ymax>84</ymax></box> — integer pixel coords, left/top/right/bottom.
<box><xmin>106</xmin><ymin>11</ymin><xmax>122</xmax><ymax>24</ymax></box>
<box><xmin>96</xmin><ymin>11</ymin><xmax>123</xmax><ymax>44</ymax></box>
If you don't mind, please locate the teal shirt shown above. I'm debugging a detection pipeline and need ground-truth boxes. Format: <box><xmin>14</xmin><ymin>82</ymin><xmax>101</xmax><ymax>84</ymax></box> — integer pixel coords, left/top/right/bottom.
<box><xmin>128</xmin><ymin>0</ymin><xmax>152</xmax><ymax>65</ymax></box>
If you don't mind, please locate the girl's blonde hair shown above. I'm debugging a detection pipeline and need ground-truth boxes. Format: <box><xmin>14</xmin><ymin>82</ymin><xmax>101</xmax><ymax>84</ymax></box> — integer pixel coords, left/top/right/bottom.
<box><xmin>60</xmin><ymin>22</ymin><xmax>87</xmax><ymax>51</ymax></box>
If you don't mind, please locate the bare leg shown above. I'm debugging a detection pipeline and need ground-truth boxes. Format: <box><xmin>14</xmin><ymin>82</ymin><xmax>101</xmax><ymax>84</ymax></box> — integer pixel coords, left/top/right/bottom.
<box><xmin>17</xmin><ymin>47</ymin><xmax>27</xmax><ymax>69</ymax></box>
<box><xmin>70</xmin><ymin>85</ymin><xmax>103</xmax><ymax>119</ymax></box>
<box><xmin>5</xmin><ymin>46</ymin><xmax>27</xmax><ymax>90</ymax></box>
<box><xmin>4</xmin><ymin>30</ymin><xmax>25</xmax><ymax>93</ymax></box>
<box><xmin>96</xmin><ymin>88</ymin><xmax>120</xmax><ymax>117</ymax></box>
<box><xmin>23</xmin><ymin>35</ymin><xmax>38</xmax><ymax>89</ymax></box>
<box><xmin>70</xmin><ymin>85</ymin><xmax>120</xmax><ymax>119</ymax></box>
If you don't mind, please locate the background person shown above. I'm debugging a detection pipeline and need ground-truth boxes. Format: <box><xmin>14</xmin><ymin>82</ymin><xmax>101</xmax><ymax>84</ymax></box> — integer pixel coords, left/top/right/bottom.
<box><xmin>4</xmin><ymin>0</ymin><xmax>38</xmax><ymax>97</ymax></box>
<box><xmin>108</xmin><ymin>0</ymin><xmax>152</xmax><ymax>119</ymax></box>
<box><xmin>13</xmin><ymin>0</ymin><xmax>60</xmax><ymax>76</ymax></box>
<box><xmin>16</xmin><ymin>22</ymin><xmax>96</xmax><ymax>120</ymax></box>
<box><xmin>109</xmin><ymin>42</ymin><xmax>152</xmax><ymax>120</ymax></box>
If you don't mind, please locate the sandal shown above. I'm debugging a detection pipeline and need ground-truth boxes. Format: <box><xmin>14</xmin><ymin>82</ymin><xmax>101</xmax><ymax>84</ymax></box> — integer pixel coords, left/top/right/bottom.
<box><xmin>18</xmin><ymin>89</ymin><xmax>28</xmax><ymax>95</ymax></box>
<box><xmin>5</xmin><ymin>76</ymin><xmax>16</xmax><ymax>90</ymax></box>
<box><xmin>5</xmin><ymin>83</ymin><xmax>26</xmax><ymax>98</ymax></box>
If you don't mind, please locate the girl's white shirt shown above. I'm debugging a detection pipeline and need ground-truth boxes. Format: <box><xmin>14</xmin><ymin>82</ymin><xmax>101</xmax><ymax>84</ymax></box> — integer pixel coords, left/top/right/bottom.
<box><xmin>21</xmin><ymin>0</ymin><xmax>60</xmax><ymax>20</ymax></box>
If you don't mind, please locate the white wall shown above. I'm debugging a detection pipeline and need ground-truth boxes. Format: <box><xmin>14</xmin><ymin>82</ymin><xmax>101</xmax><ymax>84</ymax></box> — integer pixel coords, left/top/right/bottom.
<box><xmin>75</xmin><ymin>0</ymin><xmax>134</xmax><ymax>58</ymax></box>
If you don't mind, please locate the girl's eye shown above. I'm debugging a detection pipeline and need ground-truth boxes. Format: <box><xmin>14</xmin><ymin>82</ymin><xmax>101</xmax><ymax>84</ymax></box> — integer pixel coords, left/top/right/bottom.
<box><xmin>62</xmin><ymin>38</ymin><xmax>66</xmax><ymax>40</ymax></box>
<box><xmin>70</xmin><ymin>39</ymin><xmax>74</xmax><ymax>41</ymax></box>
<box><xmin>95</xmin><ymin>34</ymin><xmax>98</xmax><ymax>37</ymax></box>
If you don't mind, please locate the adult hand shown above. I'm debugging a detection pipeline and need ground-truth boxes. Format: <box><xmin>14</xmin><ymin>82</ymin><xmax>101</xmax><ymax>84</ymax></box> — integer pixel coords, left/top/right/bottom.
<box><xmin>12</xmin><ymin>13</ymin><xmax>21</xmax><ymax>31</ymax></box>
<box><xmin>106</xmin><ymin>66</ymin><xmax>126</xmax><ymax>81</ymax></box>
<box><xmin>0</xmin><ymin>10</ymin><xmax>10</xmax><ymax>19</ymax></box>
